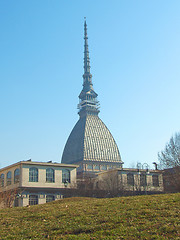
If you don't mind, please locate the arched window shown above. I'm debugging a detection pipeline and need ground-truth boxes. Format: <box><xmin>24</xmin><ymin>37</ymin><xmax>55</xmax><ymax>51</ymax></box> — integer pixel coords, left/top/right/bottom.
<box><xmin>140</xmin><ymin>173</ymin><xmax>147</xmax><ymax>186</ymax></box>
<box><xmin>46</xmin><ymin>195</ymin><xmax>55</xmax><ymax>203</ymax></box>
<box><xmin>152</xmin><ymin>175</ymin><xmax>159</xmax><ymax>187</ymax></box>
<box><xmin>0</xmin><ymin>174</ymin><xmax>4</xmax><ymax>187</ymax></box>
<box><xmin>127</xmin><ymin>173</ymin><xmax>134</xmax><ymax>186</ymax></box>
<box><xmin>87</xmin><ymin>164</ymin><xmax>93</xmax><ymax>170</ymax></box>
<box><xmin>7</xmin><ymin>171</ymin><xmax>12</xmax><ymax>185</ymax></box>
<box><xmin>29</xmin><ymin>195</ymin><xmax>38</xmax><ymax>205</ymax></box>
<box><xmin>94</xmin><ymin>165</ymin><xmax>100</xmax><ymax>170</ymax></box>
<box><xmin>14</xmin><ymin>168</ymin><xmax>20</xmax><ymax>183</ymax></box>
<box><xmin>46</xmin><ymin>168</ymin><xmax>55</xmax><ymax>183</ymax></box>
<box><xmin>101</xmin><ymin>165</ymin><xmax>107</xmax><ymax>170</ymax></box>
<box><xmin>62</xmin><ymin>169</ymin><xmax>70</xmax><ymax>183</ymax></box>
<box><xmin>29</xmin><ymin>167</ymin><xmax>38</xmax><ymax>182</ymax></box>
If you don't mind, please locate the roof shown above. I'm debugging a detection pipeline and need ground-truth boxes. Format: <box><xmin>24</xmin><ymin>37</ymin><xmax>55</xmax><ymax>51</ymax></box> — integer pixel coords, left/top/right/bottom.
<box><xmin>97</xmin><ymin>168</ymin><xmax>162</xmax><ymax>176</ymax></box>
<box><xmin>61</xmin><ymin>114</ymin><xmax>122</xmax><ymax>164</ymax></box>
<box><xmin>0</xmin><ymin>160</ymin><xmax>78</xmax><ymax>172</ymax></box>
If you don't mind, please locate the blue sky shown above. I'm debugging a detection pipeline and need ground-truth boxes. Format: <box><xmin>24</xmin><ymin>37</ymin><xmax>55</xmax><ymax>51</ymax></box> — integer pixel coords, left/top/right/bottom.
<box><xmin>0</xmin><ymin>1</ymin><xmax>180</xmax><ymax>169</ymax></box>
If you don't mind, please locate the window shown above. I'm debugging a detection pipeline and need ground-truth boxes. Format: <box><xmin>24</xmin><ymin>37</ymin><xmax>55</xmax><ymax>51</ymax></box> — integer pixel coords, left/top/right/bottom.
<box><xmin>87</xmin><ymin>165</ymin><xmax>93</xmax><ymax>170</ymax></box>
<box><xmin>94</xmin><ymin>165</ymin><xmax>100</xmax><ymax>170</ymax></box>
<box><xmin>29</xmin><ymin>168</ymin><xmax>38</xmax><ymax>182</ymax></box>
<box><xmin>7</xmin><ymin>171</ymin><xmax>12</xmax><ymax>185</ymax></box>
<box><xmin>140</xmin><ymin>174</ymin><xmax>147</xmax><ymax>186</ymax></box>
<box><xmin>46</xmin><ymin>195</ymin><xmax>55</xmax><ymax>203</ymax></box>
<box><xmin>29</xmin><ymin>195</ymin><xmax>38</xmax><ymax>205</ymax></box>
<box><xmin>101</xmin><ymin>165</ymin><xmax>107</xmax><ymax>170</ymax></box>
<box><xmin>46</xmin><ymin>168</ymin><xmax>55</xmax><ymax>183</ymax></box>
<box><xmin>152</xmin><ymin>175</ymin><xmax>159</xmax><ymax>187</ymax></box>
<box><xmin>0</xmin><ymin>174</ymin><xmax>4</xmax><ymax>187</ymax></box>
<box><xmin>127</xmin><ymin>173</ymin><xmax>134</xmax><ymax>186</ymax></box>
<box><xmin>117</xmin><ymin>164</ymin><xmax>122</xmax><ymax>169</ymax></box>
<box><xmin>62</xmin><ymin>169</ymin><xmax>70</xmax><ymax>183</ymax></box>
<box><xmin>14</xmin><ymin>168</ymin><xmax>20</xmax><ymax>183</ymax></box>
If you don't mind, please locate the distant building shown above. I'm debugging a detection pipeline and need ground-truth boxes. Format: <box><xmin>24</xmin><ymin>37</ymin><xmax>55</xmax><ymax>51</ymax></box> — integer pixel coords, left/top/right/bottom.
<box><xmin>0</xmin><ymin>160</ymin><xmax>77</xmax><ymax>207</ymax></box>
<box><xmin>61</xmin><ymin>20</ymin><xmax>123</xmax><ymax>176</ymax></box>
<box><xmin>96</xmin><ymin>168</ymin><xmax>164</xmax><ymax>194</ymax></box>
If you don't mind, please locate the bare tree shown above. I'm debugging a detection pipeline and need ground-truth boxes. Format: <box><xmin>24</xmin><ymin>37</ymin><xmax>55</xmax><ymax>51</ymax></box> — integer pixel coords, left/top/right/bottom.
<box><xmin>0</xmin><ymin>188</ymin><xmax>19</xmax><ymax>208</ymax></box>
<box><xmin>158</xmin><ymin>132</ymin><xmax>180</xmax><ymax>168</ymax></box>
<box><xmin>97</xmin><ymin>170</ymin><xmax>124</xmax><ymax>197</ymax></box>
<box><xmin>105</xmin><ymin>171</ymin><xmax>118</xmax><ymax>191</ymax></box>
<box><xmin>158</xmin><ymin>132</ymin><xmax>180</xmax><ymax>192</ymax></box>
<box><xmin>77</xmin><ymin>172</ymin><xmax>94</xmax><ymax>191</ymax></box>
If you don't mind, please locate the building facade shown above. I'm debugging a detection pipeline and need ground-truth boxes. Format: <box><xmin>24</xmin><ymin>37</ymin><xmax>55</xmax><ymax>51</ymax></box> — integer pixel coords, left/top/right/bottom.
<box><xmin>0</xmin><ymin>160</ymin><xmax>77</xmax><ymax>207</ymax></box>
<box><xmin>162</xmin><ymin>167</ymin><xmax>180</xmax><ymax>192</ymax></box>
<box><xmin>96</xmin><ymin>168</ymin><xmax>164</xmax><ymax>193</ymax></box>
<box><xmin>61</xmin><ymin>20</ymin><xmax>123</xmax><ymax>176</ymax></box>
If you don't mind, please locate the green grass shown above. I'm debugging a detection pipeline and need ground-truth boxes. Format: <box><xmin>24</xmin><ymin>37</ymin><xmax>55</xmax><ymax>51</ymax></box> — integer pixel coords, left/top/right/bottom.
<box><xmin>0</xmin><ymin>193</ymin><xmax>179</xmax><ymax>239</ymax></box>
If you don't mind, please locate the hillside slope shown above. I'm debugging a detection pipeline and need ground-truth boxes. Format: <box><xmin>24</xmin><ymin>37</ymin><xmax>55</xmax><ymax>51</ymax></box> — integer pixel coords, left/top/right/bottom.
<box><xmin>0</xmin><ymin>193</ymin><xmax>179</xmax><ymax>239</ymax></box>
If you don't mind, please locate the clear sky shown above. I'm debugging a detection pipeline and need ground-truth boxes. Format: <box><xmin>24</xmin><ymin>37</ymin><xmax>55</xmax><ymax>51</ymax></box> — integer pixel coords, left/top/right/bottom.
<box><xmin>0</xmin><ymin>0</ymin><xmax>180</xmax><ymax>169</ymax></box>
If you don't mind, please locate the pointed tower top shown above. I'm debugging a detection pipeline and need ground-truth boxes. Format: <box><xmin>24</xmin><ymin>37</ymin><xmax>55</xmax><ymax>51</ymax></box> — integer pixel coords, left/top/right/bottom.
<box><xmin>78</xmin><ymin>19</ymin><xmax>100</xmax><ymax>118</ymax></box>
<box><xmin>84</xmin><ymin>19</ymin><xmax>90</xmax><ymax>75</ymax></box>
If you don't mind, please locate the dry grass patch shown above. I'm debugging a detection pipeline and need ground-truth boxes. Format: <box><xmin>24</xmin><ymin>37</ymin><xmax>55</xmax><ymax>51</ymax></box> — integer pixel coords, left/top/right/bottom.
<box><xmin>0</xmin><ymin>193</ymin><xmax>179</xmax><ymax>239</ymax></box>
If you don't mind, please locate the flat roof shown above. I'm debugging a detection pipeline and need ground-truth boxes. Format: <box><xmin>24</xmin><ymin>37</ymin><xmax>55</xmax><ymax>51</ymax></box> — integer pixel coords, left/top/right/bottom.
<box><xmin>97</xmin><ymin>168</ymin><xmax>162</xmax><ymax>176</ymax></box>
<box><xmin>0</xmin><ymin>160</ymin><xmax>78</xmax><ymax>172</ymax></box>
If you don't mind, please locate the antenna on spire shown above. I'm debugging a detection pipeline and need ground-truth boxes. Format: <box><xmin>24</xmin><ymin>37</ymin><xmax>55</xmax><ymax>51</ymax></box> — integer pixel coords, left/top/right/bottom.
<box><xmin>84</xmin><ymin>18</ymin><xmax>90</xmax><ymax>74</ymax></box>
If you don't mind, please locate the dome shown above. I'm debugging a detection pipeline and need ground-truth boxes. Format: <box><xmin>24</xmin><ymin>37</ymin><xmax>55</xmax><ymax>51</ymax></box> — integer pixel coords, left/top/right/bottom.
<box><xmin>61</xmin><ymin>114</ymin><xmax>122</xmax><ymax>165</ymax></box>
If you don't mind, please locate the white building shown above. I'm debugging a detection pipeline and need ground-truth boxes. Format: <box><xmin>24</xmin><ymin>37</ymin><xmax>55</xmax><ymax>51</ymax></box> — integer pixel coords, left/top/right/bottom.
<box><xmin>0</xmin><ymin>160</ymin><xmax>77</xmax><ymax>207</ymax></box>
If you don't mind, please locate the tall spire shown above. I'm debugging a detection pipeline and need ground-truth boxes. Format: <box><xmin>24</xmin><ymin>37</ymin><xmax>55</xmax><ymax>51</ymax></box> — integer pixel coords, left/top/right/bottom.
<box><xmin>84</xmin><ymin>18</ymin><xmax>91</xmax><ymax>75</ymax></box>
<box><xmin>83</xmin><ymin>18</ymin><xmax>92</xmax><ymax>86</ymax></box>
<box><xmin>78</xmin><ymin>19</ymin><xmax>100</xmax><ymax>118</ymax></box>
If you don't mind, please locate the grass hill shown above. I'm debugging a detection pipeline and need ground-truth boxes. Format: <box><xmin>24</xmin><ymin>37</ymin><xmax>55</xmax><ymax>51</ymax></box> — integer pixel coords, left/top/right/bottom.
<box><xmin>0</xmin><ymin>193</ymin><xmax>179</xmax><ymax>239</ymax></box>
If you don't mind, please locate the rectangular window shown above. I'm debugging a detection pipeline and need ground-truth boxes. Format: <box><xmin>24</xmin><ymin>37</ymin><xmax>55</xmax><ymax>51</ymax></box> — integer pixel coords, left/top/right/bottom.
<box><xmin>0</xmin><ymin>174</ymin><xmax>4</xmax><ymax>187</ymax></box>
<box><xmin>46</xmin><ymin>168</ymin><xmax>55</xmax><ymax>183</ymax></box>
<box><xmin>29</xmin><ymin>195</ymin><xmax>38</xmax><ymax>205</ymax></box>
<box><xmin>46</xmin><ymin>195</ymin><xmax>55</xmax><ymax>203</ymax></box>
<box><xmin>62</xmin><ymin>169</ymin><xmax>71</xmax><ymax>184</ymax></box>
<box><xmin>127</xmin><ymin>173</ymin><xmax>134</xmax><ymax>186</ymax></box>
<box><xmin>152</xmin><ymin>175</ymin><xmax>159</xmax><ymax>187</ymax></box>
<box><xmin>29</xmin><ymin>168</ymin><xmax>38</xmax><ymax>182</ymax></box>
<box><xmin>140</xmin><ymin>174</ymin><xmax>147</xmax><ymax>186</ymax></box>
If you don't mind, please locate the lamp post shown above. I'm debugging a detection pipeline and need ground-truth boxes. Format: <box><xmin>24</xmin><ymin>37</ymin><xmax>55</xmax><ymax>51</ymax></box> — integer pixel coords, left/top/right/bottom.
<box><xmin>16</xmin><ymin>193</ymin><xmax>22</xmax><ymax>198</ymax></box>
<box><xmin>142</xmin><ymin>163</ymin><xmax>149</xmax><ymax>171</ymax></box>
<box><xmin>152</xmin><ymin>162</ymin><xmax>158</xmax><ymax>170</ymax></box>
<box><xmin>137</xmin><ymin>163</ymin><xmax>150</xmax><ymax>194</ymax></box>
<box><xmin>136</xmin><ymin>162</ymin><xmax>142</xmax><ymax>170</ymax></box>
